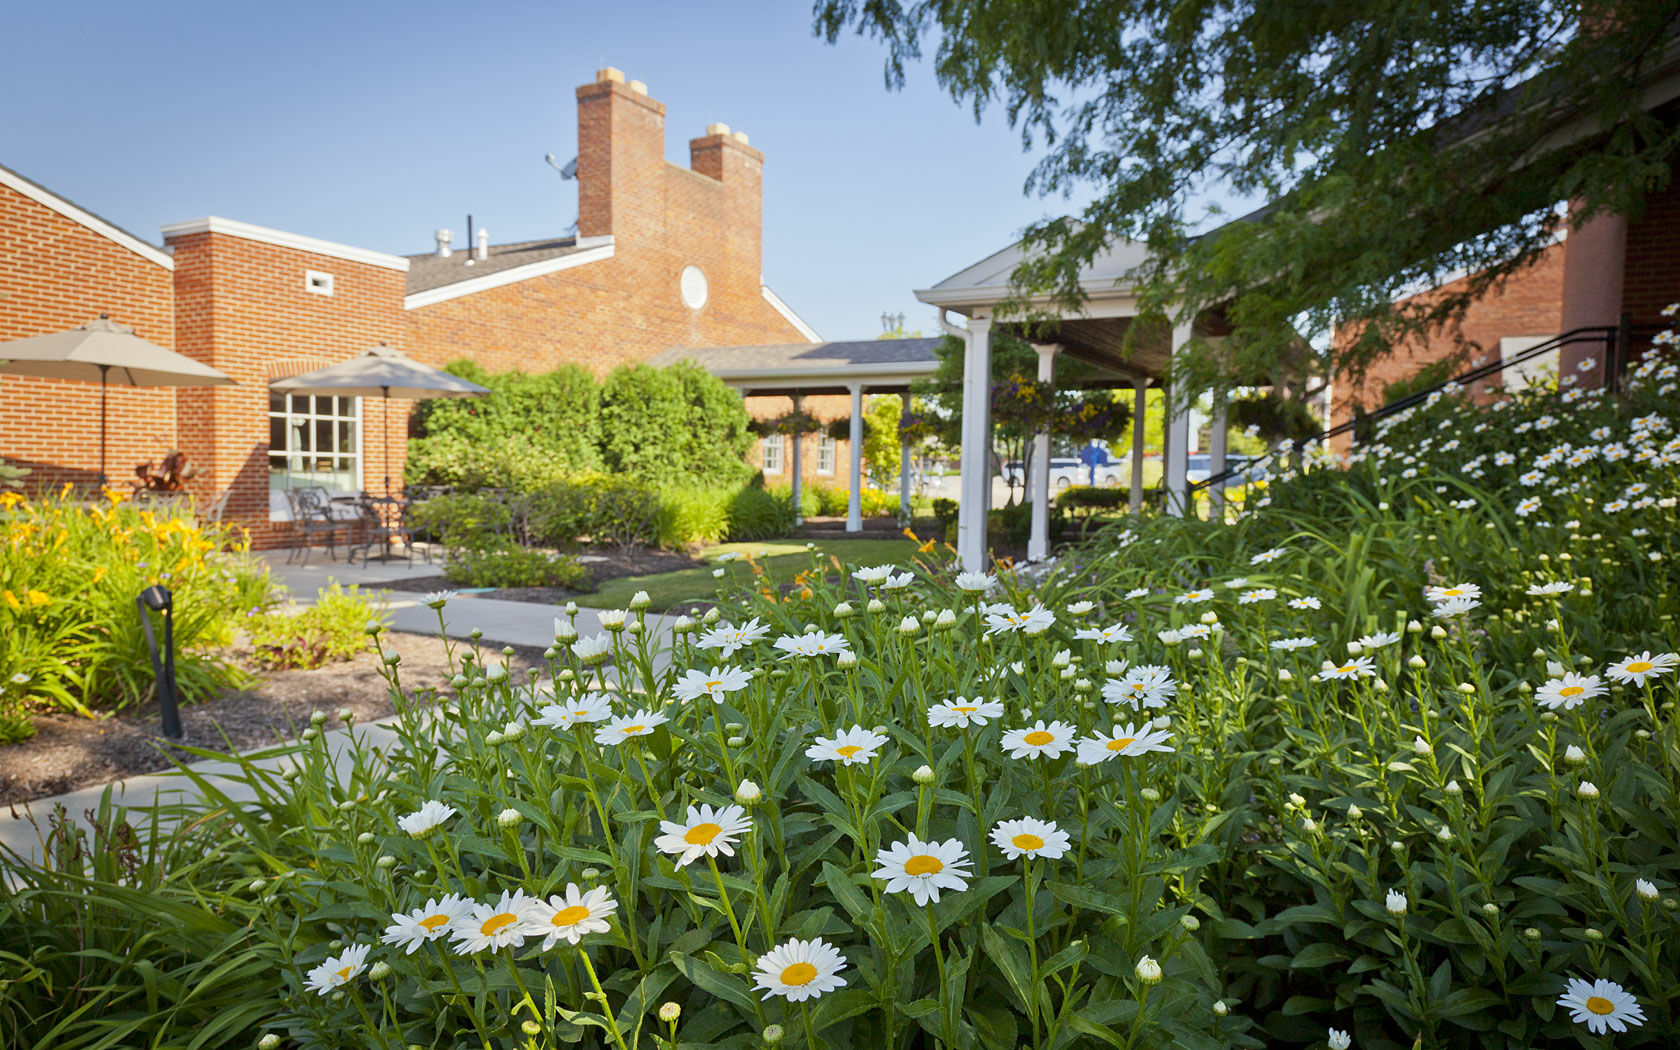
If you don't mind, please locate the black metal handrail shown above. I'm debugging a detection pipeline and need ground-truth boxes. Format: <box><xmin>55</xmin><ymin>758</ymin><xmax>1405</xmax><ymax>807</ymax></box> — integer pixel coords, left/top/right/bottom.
<box><xmin>1189</xmin><ymin>316</ymin><xmax>1663</xmax><ymax>491</ymax></box>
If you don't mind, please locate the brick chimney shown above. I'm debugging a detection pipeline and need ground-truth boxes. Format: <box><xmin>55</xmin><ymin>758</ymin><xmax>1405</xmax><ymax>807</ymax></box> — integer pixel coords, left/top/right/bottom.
<box><xmin>690</xmin><ymin>123</ymin><xmax>764</xmax><ymax>274</ymax></box>
<box><xmin>575</xmin><ymin>68</ymin><xmax>667</xmax><ymax>240</ymax></box>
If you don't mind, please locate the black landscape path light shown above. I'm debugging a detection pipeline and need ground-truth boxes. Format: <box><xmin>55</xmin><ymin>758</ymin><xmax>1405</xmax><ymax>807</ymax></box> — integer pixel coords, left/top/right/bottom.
<box><xmin>136</xmin><ymin>584</ymin><xmax>181</xmax><ymax>739</ymax></box>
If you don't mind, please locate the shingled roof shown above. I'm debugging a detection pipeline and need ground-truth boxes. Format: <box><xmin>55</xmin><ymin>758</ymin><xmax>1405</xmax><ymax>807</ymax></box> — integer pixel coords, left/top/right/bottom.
<box><xmin>404</xmin><ymin>236</ymin><xmax>600</xmax><ymax>294</ymax></box>
<box><xmin>650</xmin><ymin>337</ymin><xmax>943</xmax><ymax>394</ymax></box>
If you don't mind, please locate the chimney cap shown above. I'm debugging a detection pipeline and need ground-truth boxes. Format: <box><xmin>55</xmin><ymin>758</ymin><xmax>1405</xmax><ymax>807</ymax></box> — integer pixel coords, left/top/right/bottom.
<box><xmin>628</xmin><ymin>78</ymin><xmax>647</xmax><ymax>95</ymax></box>
<box><xmin>705</xmin><ymin>122</ymin><xmax>731</xmax><ymax>137</ymax></box>
<box><xmin>732</xmin><ymin>131</ymin><xmax>750</xmax><ymax>145</ymax></box>
<box><xmin>596</xmin><ymin>67</ymin><xmax>625</xmax><ymax>84</ymax></box>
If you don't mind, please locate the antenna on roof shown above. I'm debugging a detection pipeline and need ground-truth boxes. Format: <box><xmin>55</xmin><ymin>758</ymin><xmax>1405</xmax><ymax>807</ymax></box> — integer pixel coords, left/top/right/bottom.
<box><xmin>545</xmin><ymin>153</ymin><xmax>578</xmax><ymax>180</ymax></box>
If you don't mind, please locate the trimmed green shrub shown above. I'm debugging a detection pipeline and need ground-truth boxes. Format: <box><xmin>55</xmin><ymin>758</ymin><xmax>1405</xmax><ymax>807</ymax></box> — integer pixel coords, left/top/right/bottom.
<box><xmin>599</xmin><ymin>362</ymin><xmax>754</xmax><ymax>487</ymax></box>
<box><xmin>408</xmin><ymin>492</ymin><xmax>515</xmax><ymax>546</ymax></box>
<box><xmin>655</xmin><ymin>486</ymin><xmax>730</xmax><ymax>549</ymax></box>
<box><xmin>444</xmin><ymin>543</ymin><xmax>591</xmax><ymax>590</ymax></box>
<box><xmin>408</xmin><ymin>361</ymin><xmax>602</xmax><ymax>487</ymax></box>
<box><xmin>404</xmin><ymin>433</ymin><xmax>572</xmax><ymax>492</ymax></box>
<box><xmin>725</xmin><ymin>484</ymin><xmax>796</xmax><ymax>541</ymax></box>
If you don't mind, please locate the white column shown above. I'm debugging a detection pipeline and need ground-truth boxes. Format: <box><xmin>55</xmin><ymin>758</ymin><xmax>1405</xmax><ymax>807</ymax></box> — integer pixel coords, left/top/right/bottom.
<box><xmin>1163</xmin><ymin>322</ymin><xmax>1193</xmax><ymax>517</ymax></box>
<box><xmin>957</xmin><ymin>317</ymin><xmax>993</xmax><ymax>572</ymax></box>
<box><xmin>1208</xmin><ymin>387</ymin><xmax>1229</xmax><ymax>522</ymax></box>
<box><xmin>1129</xmin><ymin>377</ymin><xmax>1147</xmax><ymax>514</ymax></box>
<box><xmin>846</xmin><ymin>383</ymin><xmax>865</xmax><ymax>533</ymax></box>
<box><xmin>790</xmin><ymin>393</ymin><xmax>804</xmax><ymax>527</ymax></box>
<box><xmin>1027</xmin><ymin>344</ymin><xmax>1061</xmax><ymax>561</ymax></box>
<box><xmin>898</xmin><ymin>389</ymin><xmax>912</xmax><ymax>527</ymax></box>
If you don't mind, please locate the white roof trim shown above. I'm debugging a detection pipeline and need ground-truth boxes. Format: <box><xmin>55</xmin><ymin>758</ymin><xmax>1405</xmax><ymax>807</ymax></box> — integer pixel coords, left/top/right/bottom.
<box><xmin>403</xmin><ymin>237</ymin><xmax>615</xmax><ymax>309</ymax></box>
<box><xmin>158</xmin><ymin>216</ymin><xmax>411</xmax><ymax>271</ymax></box>
<box><xmin>761</xmin><ymin>285</ymin><xmax>821</xmax><ymax>341</ymax></box>
<box><xmin>0</xmin><ymin>167</ymin><xmax>174</xmax><ymax>270</ymax></box>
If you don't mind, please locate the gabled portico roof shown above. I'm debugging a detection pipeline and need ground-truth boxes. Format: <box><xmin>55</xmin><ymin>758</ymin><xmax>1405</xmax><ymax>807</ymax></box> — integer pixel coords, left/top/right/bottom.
<box><xmin>650</xmin><ymin>338</ymin><xmax>942</xmax><ymax>396</ymax></box>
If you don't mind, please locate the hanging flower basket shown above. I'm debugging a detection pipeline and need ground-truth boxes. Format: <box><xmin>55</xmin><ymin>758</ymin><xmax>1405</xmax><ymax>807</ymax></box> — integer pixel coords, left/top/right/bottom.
<box><xmin>749</xmin><ymin>410</ymin><xmax>824</xmax><ymax>437</ymax></box>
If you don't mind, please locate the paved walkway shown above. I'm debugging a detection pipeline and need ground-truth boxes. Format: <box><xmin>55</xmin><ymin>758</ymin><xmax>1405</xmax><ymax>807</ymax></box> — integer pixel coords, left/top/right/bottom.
<box><xmin>259</xmin><ymin>549</ymin><xmax>681</xmax><ymax>649</ymax></box>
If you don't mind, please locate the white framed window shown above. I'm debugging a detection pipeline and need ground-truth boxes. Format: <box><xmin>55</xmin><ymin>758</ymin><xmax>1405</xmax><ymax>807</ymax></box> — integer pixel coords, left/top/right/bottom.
<box><xmin>762</xmin><ymin>434</ymin><xmax>785</xmax><ymax>473</ymax></box>
<box><xmin>816</xmin><ymin>434</ymin><xmax>836</xmax><ymax>475</ymax></box>
<box><xmin>268</xmin><ymin>393</ymin><xmax>361</xmax><ymax>491</ymax></box>
<box><xmin>305</xmin><ymin>270</ymin><xmax>335</xmax><ymax>296</ymax></box>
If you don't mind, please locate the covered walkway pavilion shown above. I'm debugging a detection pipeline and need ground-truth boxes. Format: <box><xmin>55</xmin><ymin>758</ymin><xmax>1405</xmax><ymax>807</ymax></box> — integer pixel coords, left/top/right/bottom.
<box><xmin>650</xmin><ymin>338</ymin><xmax>943</xmax><ymax>532</ymax></box>
<box><xmin>916</xmin><ymin>235</ymin><xmax>1239</xmax><ymax>572</ymax></box>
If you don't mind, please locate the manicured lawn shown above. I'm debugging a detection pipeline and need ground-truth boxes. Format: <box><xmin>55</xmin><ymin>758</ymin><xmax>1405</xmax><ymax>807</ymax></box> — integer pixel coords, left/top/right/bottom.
<box><xmin>578</xmin><ymin>536</ymin><xmax>928</xmax><ymax>612</ymax></box>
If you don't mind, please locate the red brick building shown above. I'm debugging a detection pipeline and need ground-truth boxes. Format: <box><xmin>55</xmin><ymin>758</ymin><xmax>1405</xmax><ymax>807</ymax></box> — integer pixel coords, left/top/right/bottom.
<box><xmin>0</xmin><ymin>68</ymin><xmax>820</xmax><ymax>545</ymax></box>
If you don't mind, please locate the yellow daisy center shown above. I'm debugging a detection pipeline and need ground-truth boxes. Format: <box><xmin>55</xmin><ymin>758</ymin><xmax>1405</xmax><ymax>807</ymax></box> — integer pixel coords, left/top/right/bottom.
<box><xmin>705</xmin><ymin>680</ymin><xmax>722</xmax><ymax>690</ymax></box>
<box><xmin>781</xmin><ymin>962</ymin><xmax>818</xmax><ymax>986</ymax></box>
<box><xmin>952</xmin><ymin>706</ymin><xmax>977</xmax><ymax>714</ymax></box>
<box><xmin>1560</xmin><ymin>686</ymin><xmax>1585</xmax><ymax>697</ymax></box>
<box><xmin>1127</xmin><ymin>683</ymin><xmax>1143</xmax><ymax>691</ymax></box>
<box><xmin>685</xmin><ymin>822</ymin><xmax>723</xmax><ymax>845</ymax></box>
<box><xmin>1586</xmin><ymin>995</ymin><xmax>1615</xmax><ymax>1016</ymax></box>
<box><xmin>417</xmin><ymin>913</ymin><xmax>451</xmax><ymax>932</ymax></box>
<box><xmin>1337</xmin><ymin>665</ymin><xmax>1357</xmax><ymax>673</ymax></box>
<box><xmin>573</xmin><ymin>709</ymin><xmax>591</xmax><ymax>716</ymax></box>
<box><xmin>481</xmin><ymin>913</ymin><xmax>519</xmax><ymax>936</ymax></box>
<box><xmin>335</xmin><ymin>965</ymin><xmax>353</xmax><ymax>980</ymax></box>
<box><xmin>1628</xmin><ymin>661</ymin><xmax>1654</xmax><ymax>673</ymax></box>
<box><xmin>553</xmin><ymin>905</ymin><xmax>591</xmax><ymax>927</ymax></box>
<box><xmin>1442</xmin><ymin>588</ymin><xmax>1463</xmax><ymax>596</ymax></box>
<box><xmin>836</xmin><ymin>744</ymin><xmax>863</xmax><ymax>757</ymax></box>
<box><xmin>1024</xmin><ymin>731</ymin><xmax>1054</xmax><ymax>746</ymax></box>
<box><xmin>621</xmin><ymin>725</ymin><xmax>646</xmax><ymax>735</ymax></box>
<box><xmin>903</xmin><ymin>854</ymin><xmax>944</xmax><ymax>876</ymax></box>
<box><xmin>1012</xmin><ymin>833</ymin><xmax>1044</xmax><ymax>851</ymax></box>
<box><xmin>1106</xmin><ymin>737</ymin><xmax>1136</xmax><ymax>751</ymax></box>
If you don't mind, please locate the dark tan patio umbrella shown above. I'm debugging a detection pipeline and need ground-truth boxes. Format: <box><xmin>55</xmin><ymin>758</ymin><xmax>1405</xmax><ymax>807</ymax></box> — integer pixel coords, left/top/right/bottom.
<box><xmin>269</xmin><ymin>343</ymin><xmax>489</xmax><ymax>494</ymax></box>
<box><xmin>0</xmin><ymin>316</ymin><xmax>236</xmax><ymax>484</ymax></box>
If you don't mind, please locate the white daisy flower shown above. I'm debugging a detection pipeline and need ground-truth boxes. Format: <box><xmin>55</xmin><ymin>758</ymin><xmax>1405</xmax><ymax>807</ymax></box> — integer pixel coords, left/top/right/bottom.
<box><xmin>451</xmin><ymin>891</ymin><xmax>540</xmax><ymax>954</ymax></box>
<box><xmin>1425</xmin><ymin>583</ymin><xmax>1481</xmax><ymax>604</ymax></box>
<box><xmin>535</xmin><ymin>692</ymin><xmax>614</xmax><ymax>730</ymax></box>
<box><xmin>1270</xmin><ymin>636</ymin><xmax>1317</xmax><ymax>652</ymax></box>
<box><xmin>1237</xmin><ymin>587</ymin><xmax>1277</xmax><ymax>605</ymax></box>
<box><xmin>1288</xmin><ymin>596</ymin><xmax>1322</xmax><ymax>610</ymax></box>
<box><xmin>1101</xmin><ymin>666</ymin><xmax>1177</xmax><ymax>709</ymax></box>
<box><xmin>990</xmin><ymin>816</ymin><xmax>1071</xmax><ymax>860</ymax></box>
<box><xmin>752</xmin><ymin>937</ymin><xmax>848</xmax><ymax>1002</ymax></box>
<box><xmin>1431</xmin><ymin>596</ymin><xmax>1481</xmax><ymax>618</ymax></box>
<box><xmin>571</xmin><ymin>633</ymin><xmax>613</xmax><ymax>663</ymax></box>
<box><xmin>1557</xmin><ymin>976</ymin><xmax>1645</xmax><ymax>1034</ymax></box>
<box><xmin>1327</xmin><ymin>1028</ymin><xmax>1351</xmax><ymax>1050</ymax></box>
<box><xmin>1250</xmin><ymin>547</ymin><xmax>1287</xmax><ymax>564</ymax></box>
<box><xmin>672</xmin><ymin>666</ymin><xmax>753</xmax><ymax>703</ymax></box>
<box><xmin>523</xmin><ymin>884</ymin><xmax>616</xmax><ymax>948</ymax></box>
<box><xmin>1357</xmin><ymin>631</ymin><xmax>1401</xmax><ymax>649</ymax></box>
<box><xmin>872</xmin><ymin>834</ymin><xmax>972</xmax><ymax>905</ymax></box>
<box><xmin>1074</xmin><ymin>622</ymin><xmax>1134</xmax><ymax>644</ymax></box>
<box><xmin>397</xmin><ymin>800</ymin><xmax>457</xmax><ymax>839</ymax></box>
<box><xmin>1125</xmin><ymin>587</ymin><xmax>1151</xmax><ymax>599</ymax></box>
<box><xmin>1076</xmin><ymin>722</ymin><xmax>1175</xmax><ymax>765</ymax></box>
<box><xmin>954</xmin><ymin>571</ymin><xmax>996</xmax><ymax>593</ymax></box>
<box><xmin>654</xmin><ymin>803</ymin><xmax>752</xmax><ymax>867</ymax></box>
<box><xmin>1384</xmin><ymin>888</ymin><xmax>1407</xmax><ymax>915</ymax></box>
<box><xmin>1515</xmin><ymin>496</ymin><xmax>1541</xmax><ymax>517</ymax></box>
<box><xmin>305</xmin><ymin>943</ymin><xmax>369</xmax><ymax>995</ymax></box>
<box><xmin>383</xmin><ymin>895</ymin><xmax>472</xmax><ymax>954</ymax></box>
<box><xmin>1535</xmin><ymin>673</ymin><xmax>1605</xmax><ymax>710</ymax></box>
<box><xmin>806</xmin><ymin>725</ymin><xmax>889</xmax><ymax>765</ymax></box>
<box><xmin>1175</xmin><ymin>589</ymin><xmax>1214</xmax><ymax>605</ymax></box>
<box><xmin>882</xmin><ymin>571</ymin><xmax>915</xmax><ymax>590</ymax></box>
<box><xmin>927</xmin><ymin>698</ymin><xmax>1006</xmax><ymax>728</ymax></box>
<box><xmin>1527</xmin><ymin>581</ymin><xmax>1574</xmax><ymax>596</ymax></box>
<box><xmin>851</xmin><ymin>565</ymin><xmax>894</xmax><ymax>584</ymax></box>
<box><xmin>1607</xmin><ymin>651</ymin><xmax>1678</xmax><ymax>685</ymax></box>
<box><xmin>594</xmin><ymin>709</ymin><xmax>669</xmax><ymax>746</ymax></box>
<box><xmin>696</xmin><ymin>617</ymin><xmax>770</xmax><ymax>657</ymax></box>
<box><xmin>1000</xmin><ymin>720</ymin><xmax>1078</xmax><ymax>760</ymax></box>
<box><xmin>774</xmin><ymin>631</ymin><xmax>852</xmax><ymax>658</ymax></box>
<box><xmin>983</xmin><ymin>604</ymin><xmax>1056</xmax><ymax>636</ymax></box>
<box><xmin>1066</xmin><ymin>600</ymin><xmax>1095</xmax><ymax>616</ymax></box>
<box><xmin>1322</xmin><ymin>657</ymin><xmax>1377</xmax><ymax>680</ymax></box>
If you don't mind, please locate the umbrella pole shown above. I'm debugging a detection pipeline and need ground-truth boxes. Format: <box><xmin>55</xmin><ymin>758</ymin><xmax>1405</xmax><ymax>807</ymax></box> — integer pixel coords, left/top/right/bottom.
<box><xmin>99</xmin><ymin>365</ymin><xmax>109</xmax><ymax>490</ymax></box>
<box><xmin>383</xmin><ymin>387</ymin><xmax>391</xmax><ymax>497</ymax></box>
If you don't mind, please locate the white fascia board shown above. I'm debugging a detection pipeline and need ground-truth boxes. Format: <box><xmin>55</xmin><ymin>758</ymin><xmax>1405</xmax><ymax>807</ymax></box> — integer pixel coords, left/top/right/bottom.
<box><xmin>712</xmin><ymin>362</ymin><xmax>938</xmax><ymax>385</ymax></box>
<box><xmin>0</xmin><ymin>166</ymin><xmax>174</xmax><ymax>270</ymax></box>
<box><xmin>761</xmin><ymin>285</ymin><xmax>821</xmax><ymax>341</ymax></box>
<box><xmin>404</xmin><ymin>237</ymin><xmax>615</xmax><ymax>309</ymax></box>
<box><xmin>158</xmin><ymin>216</ymin><xmax>411</xmax><ymax>271</ymax></box>
<box><xmin>916</xmin><ymin>282</ymin><xmax>1144</xmax><ymax>320</ymax></box>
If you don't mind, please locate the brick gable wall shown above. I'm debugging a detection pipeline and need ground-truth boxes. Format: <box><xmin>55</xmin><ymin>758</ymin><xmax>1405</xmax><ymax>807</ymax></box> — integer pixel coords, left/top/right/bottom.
<box><xmin>0</xmin><ymin>180</ymin><xmax>177</xmax><ymax>491</ymax></box>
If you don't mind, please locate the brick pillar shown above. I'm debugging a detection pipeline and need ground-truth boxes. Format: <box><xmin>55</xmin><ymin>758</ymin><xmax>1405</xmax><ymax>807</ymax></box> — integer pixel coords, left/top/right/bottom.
<box><xmin>1559</xmin><ymin>202</ymin><xmax>1628</xmax><ymax>387</ymax></box>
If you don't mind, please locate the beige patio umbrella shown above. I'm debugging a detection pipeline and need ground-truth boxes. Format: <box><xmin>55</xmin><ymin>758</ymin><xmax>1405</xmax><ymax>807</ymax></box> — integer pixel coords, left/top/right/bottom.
<box><xmin>0</xmin><ymin>315</ymin><xmax>236</xmax><ymax>484</ymax></box>
<box><xmin>269</xmin><ymin>343</ymin><xmax>489</xmax><ymax>494</ymax></box>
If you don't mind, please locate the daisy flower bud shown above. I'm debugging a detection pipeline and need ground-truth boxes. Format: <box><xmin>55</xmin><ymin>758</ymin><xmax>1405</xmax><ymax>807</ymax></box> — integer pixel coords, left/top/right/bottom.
<box><xmin>735</xmin><ymin>779</ymin><xmax>762</xmax><ymax>805</ymax></box>
<box><xmin>259</xmin><ymin>1036</ymin><xmax>282</xmax><ymax>1050</ymax></box>
<box><xmin>1457</xmin><ymin>682</ymin><xmax>1475</xmax><ymax>694</ymax></box>
<box><xmin>1406</xmin><ymin>619</ymin><xmax>1423</xmax><ymax>633</ymax></box>
<box><xmin>1346</xmin><ymin>805</ymin><xmax>1362</xmax><ymax>820</ymax></box>
<box><xmin>727</xmin><ymin>736</ymin><xmax>747</xmax><ymax>747</ymax></box>
<box><xmin>497</xmin><ymin>808</ymin><xmax>522</xmax><ymax>829</ymax></box>
<box><xmin>582</xmin><ymin>867</ymin><xmax>600</xmax><ymax>878</ymax></box>
<box><xmin>1385</xmin><ymin>888</ymin><xmax>1407</xmax><ymax>916</ymax></box>
<box><xmin>1481</xmin><ymin>902</ymin><xmax>1498</xmax><ymax>916</ymax></box>
<box><xmin>1277</xmin><ymin>668</ymin><xmax>1293</xmax><ymax>681</ymax></box>
<box><xmin>935</xmin><ymin>609</ymin><xmax>957</xmax><ymax>629</ymax></box>
<box><xmin>912</xmin><ymin>764</ymin><xmax>935</xmax><ymax>785</ymax></box>
<box><xmin>1140</xmin><ymin>787</ymin><xmax>1161</xmax><ymax>802</ymax></box>
<box><xmin>867</xmin><ymin>599</ymin><xmax>886</xmax><ymax>614</ymax></box>
<box><xmin>1563</xmin><ymin>744</ymin><xmax>1587</xmax><ymax>766</ymax></box>
<box><xmin>1585</xmin><ymin>927</ymin><xmax>1604</xmax><ymax>940</ymax></box>
<box><xmin>659</xmin><ymin>1002</ymin><xmax>682</xmax><ymax>1023</ymax></box>
<box><xmin>763</xmin><ymin>1024</ymin><xmax>785</xmax><ymax>1043</ymax></box>
<box><xmin>301</xmin><ymin>727</ymin><xmax>319</xmax><ymax>742</ymax></box>
<box><xmin>833</xmin><ymin>602</ymin><xmax>855</xmax><ymax>618</ymax></box>
<box><xmin>1444</xmin><ymin>779</ymin><xmax>1462</xmax><ymax>795</ymax></box>
<box><xmin>1187</xmin><ymin>647</ymin><xmax>1204</xmax><ymax>659</ymax></box>
<box><xmin>1524</xmin><ymin>927</ymin><xmax>1541</xmax><ymax>940</ymax></box>
<box><xmin>1413</xmin><ymin>736</ymin><xmax>1432</xmax><ymax>755</ymax></box>
<box><xmin>629</xmin><ymin>591</ymin><xmax>651</xmax><ymax>611</ymax></box>
<box><xmin>1436</xmin><ymin>826</ymin><xmax>1452</xmax><ymax>841</ymax></box>
<box><xmin>368</xmin><ymin>961</ymin><xmax>392</xmax><ymax>981</ymax></box>
<box><xmin>377</xmin><ymin>855</ymin><xmax>396</xmax><ymax>869</ymax></box>
<box><xmin>1212</xmin><ymin>1001</ymin><xmax>1229</xmax><ymax>1017</ymax></box>
<box><xmin>712</xmin><ymin>568</ymin><xmax>726</xmax><ymax>578</ymax></box>
<box><xmin>1180</xmin><ymin>914</ymin><xmax>1200</xmax><ymax>931</ymax></box>
<box><xmin>485</xmin><ymin>730</ymin><xmax>504</xmax><ymax>747</ymax></box>
<box><xmin>836</xmin><ymin>650</ymin><xmax>857</xmax><ymax>668</ymax></box>
<box><xmin>703</xmin><ymin>607</ymin><xmax>721</xmax><ymax>623</ymax></box>
<box><xmin>1288</xmin><ymin>793</ymin><xmax>1306</xmax><ymax>808</ymax></box>
<box><xmin>898</xmin><ymin>616</ymin><xmax>921</xmax><ymax>636</ymax></box>
<box><xmin>1430</xmin><ymin>625</ymin><xmax>1447</xmax><ymax>639</ymax></box>
<box><xmin>1135</xmin><ymin>955</ymin><xmax>1162</xmax><ymax>984</ymax></box>
<box><xmin>364</xmin><ymin>620</ymin><xmax>383</xmax><ymax>636</ymax></box>
<box><xmin>383</xmin><ymin>650</ymin><xmax>401</xmax><ymax>666</ymax></box>
<box><xmin>1577</xmin><ymin>781</ymin><xmax>1600</xmax><ymax>800</ymax></box>
<box><xmin>310</xmin><ymin>709</ymin><xmax>328</xmax><ymax>726</ymax></box>
<box><xmin>1408</xmin><ymin>655</ymin><xmax>1426</xmax><ymax>669</ymax></box>
<box><xmin>1638</xmin><ymin>878</ymin><xmax>1660</xmax><ymax>901</ymax></box>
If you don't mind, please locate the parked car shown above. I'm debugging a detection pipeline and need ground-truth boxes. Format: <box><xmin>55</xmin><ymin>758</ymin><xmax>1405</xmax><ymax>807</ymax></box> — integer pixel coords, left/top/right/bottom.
<box><xmin>1001</xmin><ymin>457</ymin><xmax>1123</xmax><ymax>489</ymax></box>
<box><xmin>1186</xmin><ymin>454</ymin><xmax>1270</xmax><ymax>485</ymax></box>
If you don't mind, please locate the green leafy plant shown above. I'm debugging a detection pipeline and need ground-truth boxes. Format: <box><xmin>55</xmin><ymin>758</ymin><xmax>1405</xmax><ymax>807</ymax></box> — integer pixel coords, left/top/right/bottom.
<box><xmin>444</xmin><ymin>541</ymin><xmax>591</xmax><ymax>590</ymax></box>
<box><xmin>247</xmin><ymin>585</ymin><xmax>387</xmax><ymax>671</ymax></box>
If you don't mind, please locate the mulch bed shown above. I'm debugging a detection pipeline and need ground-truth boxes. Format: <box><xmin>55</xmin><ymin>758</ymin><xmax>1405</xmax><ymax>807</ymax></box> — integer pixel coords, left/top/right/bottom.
<box><xmin>0</xmin><ymin>631</ymin><xmax>549</xmax><ymax>809</ymax></box>
<box><xmin>382</xmin><ymin>545</ymin><xmax>703</xmax><ymax>604</ymax></box>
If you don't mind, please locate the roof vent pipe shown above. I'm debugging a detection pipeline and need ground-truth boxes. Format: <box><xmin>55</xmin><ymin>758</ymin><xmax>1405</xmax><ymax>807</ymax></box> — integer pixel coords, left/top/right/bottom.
<box><xmin>434</xmin><ymin>229</ymin><xmax>453</xmax><ymax>258</ymax></box>
<box><xmin>475</xmin><ymin>227</ymin><xmax>489</xmax><ymax>261</ymax></box>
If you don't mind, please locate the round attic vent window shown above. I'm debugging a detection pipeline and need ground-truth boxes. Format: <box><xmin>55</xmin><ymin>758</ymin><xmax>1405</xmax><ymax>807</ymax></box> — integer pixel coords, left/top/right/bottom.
<box><xmin>680</xmin><ymin>265</ymin><xmax>709</xmax><ymax>310</ymax></box>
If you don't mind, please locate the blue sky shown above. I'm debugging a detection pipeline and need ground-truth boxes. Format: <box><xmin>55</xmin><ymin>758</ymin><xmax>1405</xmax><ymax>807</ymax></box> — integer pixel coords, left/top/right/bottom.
<box><xmin>1</xmin><ymin>1</ymin><xmax>1111</xmax><ymax>342</ymax></box>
